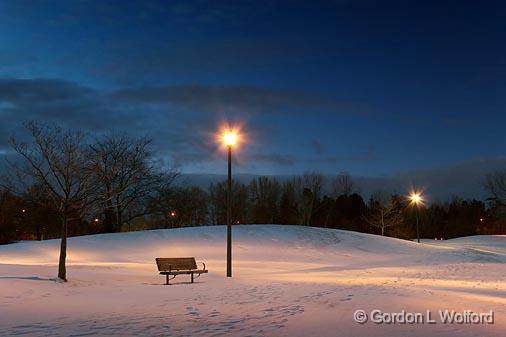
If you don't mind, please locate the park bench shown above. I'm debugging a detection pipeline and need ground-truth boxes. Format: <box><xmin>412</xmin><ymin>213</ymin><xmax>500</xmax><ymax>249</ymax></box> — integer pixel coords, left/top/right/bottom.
<box><xmin>155</xmin><ymin>257</ymin><xmax>208</xmax><ymax>285</ymax></box>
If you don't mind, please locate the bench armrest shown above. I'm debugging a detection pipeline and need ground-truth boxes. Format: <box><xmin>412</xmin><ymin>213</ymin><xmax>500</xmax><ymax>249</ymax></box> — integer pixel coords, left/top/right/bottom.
<box><xmin>198</xmin><ymin>261</ymin><xmax>206</xmax><ymax>270</ymax></box>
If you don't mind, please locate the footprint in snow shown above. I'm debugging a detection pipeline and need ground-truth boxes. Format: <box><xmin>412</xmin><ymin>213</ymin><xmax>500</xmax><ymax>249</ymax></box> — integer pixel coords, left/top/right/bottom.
<box><xmin>339</xmin><ymin>294</ymin><xmax>354</xmax><ymax>301</ymax></box>
<box><xmin>186</xmin><ymin>306</ymin><xmax>200</xmax><ymax>318</ymax></box>
<box><xmin>209</xmin><ymin>309</ymin><xmax>220</xmax><ymax>318</ymax></box>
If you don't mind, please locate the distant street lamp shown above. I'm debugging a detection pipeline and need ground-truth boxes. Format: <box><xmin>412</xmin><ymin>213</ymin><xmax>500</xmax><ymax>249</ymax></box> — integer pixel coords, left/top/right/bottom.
<box><xmin>409</xmin><ymin>191</ymin><xmax>423</xmax><ymax>243</ymax></box>
<box><xmin>222</xmin><ymin>130</ymin><xmax>238</xmax><ymax>277</ymax></box>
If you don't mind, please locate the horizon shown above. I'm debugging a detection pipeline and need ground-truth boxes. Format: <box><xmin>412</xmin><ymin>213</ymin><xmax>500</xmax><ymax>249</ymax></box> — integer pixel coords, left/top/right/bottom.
<box><xmin>170</xmin><ymin>155</ymin><xmax>506</xmax><ymax>202</ymax></box>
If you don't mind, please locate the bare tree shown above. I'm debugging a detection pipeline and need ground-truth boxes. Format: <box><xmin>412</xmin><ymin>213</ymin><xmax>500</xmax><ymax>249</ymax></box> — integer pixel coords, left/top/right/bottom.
<box><xmin>288</xmin><ymin>172</ymin><xmax>324</xmax><ymax>225</ymax></box>
<box><xmin>303</xmin><ymin>172</ymin><xmax>324</xmax><ymax>200</ymax></box>
<box><xmin>162</xmin><ymin>186</ymin><xmax>208</xmax><ymax>227</ymax></box>
<box><xmin>279</xmin><ymin>179</ymin><xmax>299</xmax><ymax>224</ymax></box>
<box><xmin>485</xmin><ymin>172</ymin><xmax>506</xmax><ymax>233</ymax></box>
<box><xmin>248</xmin><ymin>176</ymin><xmax>281</xmax><ymax>223</ymax></box>
<box><xmin>0</xmin><ymin>189</ymin><xmax>22</xmax><ymax>244</ymax></box>
<box><xmin>147</xmin><ymin>172</ymin><xmax>181</xmax><ymax>228</ymax></box>
<box><xmin>331</xmin><ymin>172</ymin><xmax>354</xmax><ymax>197</ymax></box>
<box><xmin>209</xmin><ymin>181</ymin><xmax>248</xmax><ymax>225</ymax></box>
<box><xmin>363</xmin><ymin>191</ymin><xmax>404</xmax><ymax>236</ymax></box>
<box><xmin>485</xmin><ymin>171</ymin><xmax>506</xmax><ymax>203</ymax></box>
<box><xmin>89</xmin><ymin>134</ymin><xmax>164</xmax><ymax>232</ymax></box>
<box><xmin>8</xmin><ymin>122</ymin><xmax>93</xmax><ymax>281</ymax></box>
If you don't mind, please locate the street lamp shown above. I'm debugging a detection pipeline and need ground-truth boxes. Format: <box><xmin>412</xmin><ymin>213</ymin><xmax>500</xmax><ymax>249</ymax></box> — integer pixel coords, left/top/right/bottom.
<box><xmin>222</xmin><ymin>130</ymin><xmax>238</xmax><ymax>277</ymax></box>
<box><xmin>409</xmin><ymin>191</ymin><xmax>423</xmax><ymax>243</ymax></box>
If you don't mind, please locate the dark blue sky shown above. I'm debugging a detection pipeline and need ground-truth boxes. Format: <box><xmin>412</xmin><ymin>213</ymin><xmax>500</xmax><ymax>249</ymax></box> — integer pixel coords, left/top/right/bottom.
<box><xmin>0</xmin><ymin>0</ymin><xmax>505</xmax><ymax>176</ymax></box>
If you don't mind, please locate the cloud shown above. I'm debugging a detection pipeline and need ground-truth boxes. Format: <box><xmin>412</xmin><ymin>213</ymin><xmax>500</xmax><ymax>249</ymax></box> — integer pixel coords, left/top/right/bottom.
<box><xmin>0</xmin><ymin>78</ymin><xmax>92</xmax><ymax>103</ymax></box>
<box><xmin>352</xmin><ymin>156</ymin><xmax>506</xmax><ymax>201</ymax></box>
<box><xmin>181</xmin><ymin>156</ymin><xmax>506</xmax><ymax>201</ymax></box>
<box><xmin>245</xmin><ymin>153</ymin><xmax>296</xmax><ymax>165</ymax></box>
<box><xmin>0</xmin><ymin>78</ymin><xmax>111</xmax><ymax>124</ymax></box>
<box><xmin>0</xmin><ymin>78</ymin><xmax>140</xmax><ymax>150</ymax></box>
<box><xmin>0</xmin><ymin>50</ymin><xmax>39</xmax><ymax>71</ymax></box>
<box><xmin>112</xmin><ymin>84</ymin><xmax>365</xmax><ymax>116</ymax></box>
<box><xmin>311</xmin><ymin>140</ymin><xmax>324</xmax><ymax>155</ymax></box>
<box><xmin>0</xmin><ymin>77</ymin><xmax>367</xmax><ymax>170</ymax></box>
<box><xmin>242</xmin><ymin>150</ymin><xmax>376</xmax><ymax>167</ymax></box>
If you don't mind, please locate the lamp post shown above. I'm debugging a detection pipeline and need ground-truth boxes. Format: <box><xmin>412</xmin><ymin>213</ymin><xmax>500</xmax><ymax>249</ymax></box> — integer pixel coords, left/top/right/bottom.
<box><xmin>223</xmin><ymin>131</ymin><xmax>237</xmax><ymax>277</ymax></box>
<box><xmin>409</xmin><ymin>192</ymin><xmax>423</xmax><ymax>243</ymax></box>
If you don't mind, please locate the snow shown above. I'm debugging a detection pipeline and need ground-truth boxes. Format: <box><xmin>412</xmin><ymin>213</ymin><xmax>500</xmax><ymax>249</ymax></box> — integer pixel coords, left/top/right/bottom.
<box><xmin>0</xmin><ymin>225</ymin><xmax>505</xmax><ymax>337</ymax></box>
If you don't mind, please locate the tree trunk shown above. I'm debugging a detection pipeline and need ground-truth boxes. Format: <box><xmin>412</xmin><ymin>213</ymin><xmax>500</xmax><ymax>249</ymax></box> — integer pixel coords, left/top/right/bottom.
<box><xmin>116</xmin><ymin>207</ymin><xmax>123</xmax><ymax>232</ymax></box>
<box><xmin>36</xmin><ymin>224</ymin><xmax>41</xmax><ymax>241</ymax></box>
<box><xmin>104</xmin><ymin>197</ymin><xmax>115</xmax><ymax>233</ymax></box>
<box><xmin>58</xmin><ymin>214</ymin><xmax>68</xmax><ymax>281</ymax></box>
<box><xmin>324</xmin><ymin>201</ymin><xmax>333</xmax><ymax>228</ymax></box>
<box><xmin>163</xmin><ymin>212</ymin><xmax>169</xmax><ymax>229</ymax></box>
<box><xmin>381</xmin><ymin>210</ymin><xmax>385</xmax><ymax>236</ymax></box>
<box><xmin>103</xmin><ymin>186</ymin><xmax>115</xmax><ymax>233</ymax></box>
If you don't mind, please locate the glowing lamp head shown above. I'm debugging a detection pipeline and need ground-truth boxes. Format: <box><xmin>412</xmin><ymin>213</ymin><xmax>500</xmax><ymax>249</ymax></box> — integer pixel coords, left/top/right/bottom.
<box><xmin>223</xmin><ymin>131</ymin><xmax>237</xmax><ymax>147</ymax></box>
<box><xmin>409</xmin><ymin>192</ymin><xmax>422</xmax><ymax>205</ymax></box>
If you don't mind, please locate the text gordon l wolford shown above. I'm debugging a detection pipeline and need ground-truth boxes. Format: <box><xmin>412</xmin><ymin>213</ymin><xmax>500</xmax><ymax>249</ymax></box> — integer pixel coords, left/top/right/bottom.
<box><xmin>353</xmin><ymin>309</ymin><xmax>494</xmax><ymax>324</ymax></box>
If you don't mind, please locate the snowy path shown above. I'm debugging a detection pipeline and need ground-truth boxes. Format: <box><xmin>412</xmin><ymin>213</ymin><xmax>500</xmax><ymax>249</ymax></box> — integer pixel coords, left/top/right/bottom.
<box><xmin>0</xmin><ymin>225</ymin><xmax>505</xmax><ymax>337</ymax></box>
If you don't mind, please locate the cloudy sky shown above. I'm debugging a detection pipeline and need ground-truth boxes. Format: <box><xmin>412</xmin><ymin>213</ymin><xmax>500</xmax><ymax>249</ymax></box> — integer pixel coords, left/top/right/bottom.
<box><xmin>0</xmin><ymin>0</ymin><xmax>505</xmax><ymax>177</ymax></box>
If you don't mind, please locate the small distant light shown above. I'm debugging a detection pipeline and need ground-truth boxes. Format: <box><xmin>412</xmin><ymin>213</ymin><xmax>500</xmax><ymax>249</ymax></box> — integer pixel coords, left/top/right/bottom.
<box><xmin>479</xmin><ymin>218</ymin><xmax>484</xmax><ymax>222</ymax></box>
<box><xmin>409</xmin><ymin>192</ymin><xmax>422</xmax><ymax>205</ymax></box>
<box><xmin>170</xmin><ymin>211</ymin><xmax>176</xmax><ymax>217</ymax></box>
<box><xmin>94</xmin><ymin>218</ymin><xmax>99</xmax><ymax>223</ymax></box>
<box><xmin>21</xmin><ymin>209</ymin><xmax>26</xmax><ymax>213</ymax></box>
<box><xmin>236</xmin><ymin>220</ymin><xmax>240</xmax><ymax>224</ymax></box>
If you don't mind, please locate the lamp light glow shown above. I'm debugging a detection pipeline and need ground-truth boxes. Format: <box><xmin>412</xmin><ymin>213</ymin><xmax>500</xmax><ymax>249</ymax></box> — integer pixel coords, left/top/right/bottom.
<box><xmin>409</xmin><ymin>192</ymin><xmax>422</xmax><ymax>205</ymax></box>
<box><xmin>223</xmin><ymin>131</ymin><xmax>237</xmax><ymax>146</ymax></box>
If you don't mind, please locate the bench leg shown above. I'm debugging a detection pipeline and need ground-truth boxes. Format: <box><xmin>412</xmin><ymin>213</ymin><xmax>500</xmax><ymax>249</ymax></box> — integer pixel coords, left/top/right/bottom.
<box><xmin>166</xmin><ymin>274</ymin><xmax>169</xmax><ymax>285</ymax></box>
<box><xmin>191</xmin><ymin>272</ymin><xmax>194</xmax><ymax>283</ymax></box>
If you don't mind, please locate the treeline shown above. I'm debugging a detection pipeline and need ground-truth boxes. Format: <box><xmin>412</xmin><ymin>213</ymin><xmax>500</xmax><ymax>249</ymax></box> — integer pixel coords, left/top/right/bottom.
<box><xmin>1</xmin><ymin>124</ymin><xmax>506</xmax><ymax>246</ymax></box>
<box><xmin>181</xmin><ymin>175</ymin><xmax>501</xmax><ymax>240</ymax></box>
<box><xmin>2</xmin><ymin>171</ymin><xmax>503</xmax><ymax>244</ymax></box>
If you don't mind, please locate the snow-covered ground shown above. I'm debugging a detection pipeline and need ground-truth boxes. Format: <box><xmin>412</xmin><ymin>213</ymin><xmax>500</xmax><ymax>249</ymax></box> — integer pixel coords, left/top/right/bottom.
<box><xmin>0</xmin><ymin>225</ymin><xmax>504</xmax><ymax>337</ymax></box>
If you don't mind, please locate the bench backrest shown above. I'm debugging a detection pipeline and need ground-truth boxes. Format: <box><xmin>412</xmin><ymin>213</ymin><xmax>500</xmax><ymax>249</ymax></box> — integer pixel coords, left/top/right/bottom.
<box><xmin>156</xmin><ymin>257</ymin><xmax>197</xmax><ymax>271</ymax></box>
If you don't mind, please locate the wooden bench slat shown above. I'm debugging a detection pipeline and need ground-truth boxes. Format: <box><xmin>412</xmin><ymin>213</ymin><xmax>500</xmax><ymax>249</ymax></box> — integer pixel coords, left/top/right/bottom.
<box><xmin>156</xmin><ymin>257</ymin><xmax>197</xmax><ymax>271</ymax></box>
<box><xmin>160</xmin><ymin>270</ymin><xmax>208</xmax><ymax>275</ymax></box>
<box><xmin>155</xmin><ymin>257</ymin><xmax>208</xmax><ymax>285</ymax></box>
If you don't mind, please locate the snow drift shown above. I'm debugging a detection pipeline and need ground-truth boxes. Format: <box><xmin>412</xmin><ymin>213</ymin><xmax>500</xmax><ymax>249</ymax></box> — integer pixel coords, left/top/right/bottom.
<box><xmin>0</xmin><ymin>225</ymin><xmax>505</xmax><ymax>337</ymax></box>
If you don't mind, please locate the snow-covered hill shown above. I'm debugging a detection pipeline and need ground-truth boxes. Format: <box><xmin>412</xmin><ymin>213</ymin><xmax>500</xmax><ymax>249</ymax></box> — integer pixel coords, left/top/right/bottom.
<box><xmin>0</xmin><ymin>225</ymin><xmax>505</xmax><ymax>337</ymax></box>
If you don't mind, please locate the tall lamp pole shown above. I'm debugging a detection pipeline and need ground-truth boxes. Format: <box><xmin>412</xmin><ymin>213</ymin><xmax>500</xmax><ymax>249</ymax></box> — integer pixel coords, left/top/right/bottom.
<box><xmin>409</xmin><ymin>192</ymin><xmax>423</xmax><ymax>243</ymax></box>
<box><xmin>227</xmin><ymin>144</ymin><xmax>232</xmax><ymax>277</ymax></box>
<box><xmin>223</xmin><ymin>131</ymin><xmax>237</xmax><ymax>277</ymax></box>
<box><xmin>415</xmin><ymin>203</ymin><xmax>420</xmax><ymax>243</ymax></box>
